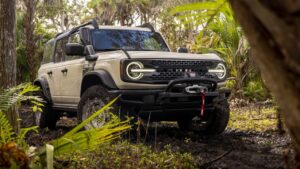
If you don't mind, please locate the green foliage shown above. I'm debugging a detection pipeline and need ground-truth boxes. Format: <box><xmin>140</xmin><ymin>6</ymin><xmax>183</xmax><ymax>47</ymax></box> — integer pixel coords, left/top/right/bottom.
<box><xmin>0</xmin><ymin>86</ymin><xmax>130</xmax><ymax>168</ymax></box>
<box><xmin>56</xmin><ymin>141</ymin><xmax>198</xmax><ymax>169</ymax></box>
<box><xmin>16</xmin><ymin>2</ymin><xmax>55</xmax><ymax>83</ymax></box>
<box><xmin>0</xmin><ymin>83</ymin><xmax>42</xmax><ymax>148</ymax></box>
<box><xmin>172</xmin><ymin>0</ymin><xmax>244</xmax><ymax>74</ymax></box>
<box><xmin>0</xmin><ymin>83</ymin><xmax>42</xmax><ymax>112</ymax></box>
<box><xmin>170</xmin><ymin>0</ymin><xmax>270</xmax><ymax>101</ymax></box>
<box><xmin>0</xmin><ymin>111</ymin><xmax>15</xmax><ymax>145</ymax></box>
<box><xmin>228</xmin><ymin>107</ymin><xmax>278</xmax><ymax>132</ymax></box>
<box><xmin>16</xmin><ymin>11</ymin><xmax>30</xmax><ymax>83</ymax></box>
<box><xmin>38</xmin><ymin>96</ymin><xmax>131</xmax><ymax>168</ymax></box>
<box><xmin>243</xmin><ymin>81</ymin><xmax>266</xmax><ymax>101</ymax></box>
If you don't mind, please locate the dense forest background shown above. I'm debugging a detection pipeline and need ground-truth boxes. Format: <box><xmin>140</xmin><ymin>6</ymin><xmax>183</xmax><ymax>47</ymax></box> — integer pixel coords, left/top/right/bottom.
<box><xmin>1</xmin><ymin>0</ymin><xmax>300</xmax><ymax>168</ymax></box>
<box><xmin>15</xmin><ymin>0</ymin><xmax>266</xmax><ymax>102</ymax></box>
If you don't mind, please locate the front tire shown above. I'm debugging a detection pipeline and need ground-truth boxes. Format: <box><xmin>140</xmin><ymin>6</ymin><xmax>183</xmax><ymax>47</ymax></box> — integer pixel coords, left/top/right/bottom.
<box><xmin>177</xmin><ymin>99</ymin><xmax>230</xmax><ymax>135</ymax></box>
<box><xmin>78</xmin><ymin>85</ymin><xmax>118</xmax><ymax>130</ymax></box>
<box><xmin>203</xmin><ymin>99</ymin><xmax>230</xmax><ymax>134</ymax></box>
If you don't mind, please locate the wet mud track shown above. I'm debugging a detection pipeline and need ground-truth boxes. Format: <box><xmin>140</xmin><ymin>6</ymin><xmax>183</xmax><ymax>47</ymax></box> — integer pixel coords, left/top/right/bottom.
<box><xmin>143</xmin><ymin>123</ymin><xmax>291</xmax><ymax>169</ymax></box>
<box><xmin>21</xmin><ymin>111</ymin><xmax>292</xmax><ymax>169</ymax></box>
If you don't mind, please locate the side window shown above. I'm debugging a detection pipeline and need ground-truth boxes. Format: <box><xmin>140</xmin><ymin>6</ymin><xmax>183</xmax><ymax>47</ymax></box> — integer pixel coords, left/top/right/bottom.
<box><xmin>54</xmin><ymin>37</ymin><xmax>68</xmax><ymax>62</ymax></box>
<box><xmin>42</xmin><ymin>41</ymin><xmax>54</xmax><ymax>64</ymax></box>
<box><xmin>69</xmin><ymin>33</ymin><xmax>81</xmax><ymax>44</ymax></box>
<box><xmin>65</xmin><ymin>33</ymin><xmax>83</xmax><ymax>61</ymax></box>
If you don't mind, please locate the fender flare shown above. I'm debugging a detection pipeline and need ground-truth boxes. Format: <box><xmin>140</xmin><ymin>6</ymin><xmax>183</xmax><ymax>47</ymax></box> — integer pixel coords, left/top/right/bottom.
<box><xmin>80</xmin><ymin>70</ymin><xmax>118</xmax><ymax>96</ymax></box>
<box><xmin>33</xmin><ymin>77</ymin><xmax>52</xmax><ymax>103</ymax></box>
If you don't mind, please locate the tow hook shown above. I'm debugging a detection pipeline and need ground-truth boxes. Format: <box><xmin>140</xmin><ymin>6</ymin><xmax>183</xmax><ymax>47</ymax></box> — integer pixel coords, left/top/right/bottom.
<box><xmin>185</xmin><ymin>85</ymin><xmax>207</xmax><ymax>117</ymax></box>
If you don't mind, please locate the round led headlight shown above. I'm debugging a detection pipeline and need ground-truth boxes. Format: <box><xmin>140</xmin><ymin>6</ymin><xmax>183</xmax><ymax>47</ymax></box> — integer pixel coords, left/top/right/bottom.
<box><xmin>126</xmin><ymin>62</ymin><xmax>144</xmax><ymax>80</ymax></box>
<box><xmin>215</xmin><ymin>63</ymin><xmax>226</xmax><ymax>79</ymax></box>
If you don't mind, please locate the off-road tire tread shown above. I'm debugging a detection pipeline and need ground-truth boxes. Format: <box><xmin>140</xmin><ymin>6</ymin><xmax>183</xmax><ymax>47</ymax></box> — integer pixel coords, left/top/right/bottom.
<box><xmin>77</xmin><ymin>85</ymin><xmax>118</xmax><ymax>124</ymax></box>
<box><xmin>204</xmin><ymin>99</ymin><xmax>230</xmax><ymax>134</ymax></box>
<box><xmin>36</xmin><ymin>90</ymin><xmax>57</xmax><ymax>129</ymax></box>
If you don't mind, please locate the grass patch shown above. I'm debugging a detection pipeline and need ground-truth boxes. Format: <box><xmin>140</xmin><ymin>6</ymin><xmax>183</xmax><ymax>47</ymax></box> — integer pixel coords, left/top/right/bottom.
<box><xmin>55</xmin><ymin>141</ymin><xmax>198</xmax><ymax>169</ymax></box>
<box><xmin>228</xmin><ymin>106</ymin><xmax>278</xmax><ymax>132</ymax></box>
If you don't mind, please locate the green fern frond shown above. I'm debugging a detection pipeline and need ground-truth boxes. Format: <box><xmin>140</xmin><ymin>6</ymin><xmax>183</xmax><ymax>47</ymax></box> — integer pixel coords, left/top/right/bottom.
<box><xmin>0</xmin><ymin>83</ymin><xmax>42</xmax><ymax>112</ymax></box>
<box><xmin>0</xmin><ymin>111</ymin><xmax>15</xmax><ymax>145</ymax></box>
<box><xmin>17</xmin><ymin>126</ymin><xmax>39</xmax><ymax>148</ymax></box>
<box><xmin>0</xmin><ymin>83</ymin><xmax>43</xmax><ymax>147</ymax></box>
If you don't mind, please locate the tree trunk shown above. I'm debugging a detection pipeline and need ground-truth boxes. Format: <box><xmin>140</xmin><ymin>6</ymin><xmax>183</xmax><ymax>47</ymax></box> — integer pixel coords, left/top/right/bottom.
<box><xmin>24</xmin><ymin>0</ymin><xmax>38</xmax><ymax>82</ymax></box>
<box><xmin>0</xmin><ymin>0</ymin><xmax>16</xmax><ymax>88</ymax></box>
<box><xmin>0</xmin><ymin>0</ymin><xmax>18</xmax><ymax>132</ymax></box>
<box><xmin>229</xmin><ymin>0</ymin><xmax>300</xmax><ymax>153</ymax></box>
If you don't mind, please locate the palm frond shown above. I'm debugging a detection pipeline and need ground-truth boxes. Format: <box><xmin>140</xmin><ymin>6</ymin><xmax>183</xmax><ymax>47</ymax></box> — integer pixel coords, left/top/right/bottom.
<box><xmin>39</xmin><ymin>96</ymin><xmax>131</xmax><ymax>157</ymax></box>
<box><xmin>170</xmin><ymin>0</ymin><xmax>225</xmax><ymax>15</ymax></box>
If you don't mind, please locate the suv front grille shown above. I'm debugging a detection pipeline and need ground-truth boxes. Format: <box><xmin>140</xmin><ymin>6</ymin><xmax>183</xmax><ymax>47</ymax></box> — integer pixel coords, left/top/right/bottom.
<box><xmin>122</xmin><ymin>59</ymin><xmax>222</xmax><ymax>84</ymax></box>
<box><xmin>149</xmin><ymin>60</ymin><xmax>218</xmax><ymax>82</ymax></box>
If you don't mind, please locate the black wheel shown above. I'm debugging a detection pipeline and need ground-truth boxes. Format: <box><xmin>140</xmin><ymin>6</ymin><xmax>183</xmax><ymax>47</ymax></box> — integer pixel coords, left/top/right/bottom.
<box><xmin>34</xmin><ymin>90</ymin><xmax>57</xmax><ymax>130</ymax></box>
<box><xmin>202</xmin><ymin>99</ymin><xmax>230</xmax><ymax>134</ymax></box>
<box><xmin>78</xmin><ymin>85</ymin><xmax>119</xmax><ymax>129</ymax></box>
<box><xmin>177</xmin><ymin>99</ymin><xmax>230</xmax><ymax>135</ymax></box>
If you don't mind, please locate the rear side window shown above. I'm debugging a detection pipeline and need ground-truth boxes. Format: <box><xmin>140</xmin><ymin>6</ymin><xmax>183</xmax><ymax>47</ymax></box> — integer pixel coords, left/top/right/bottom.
<box><xmin>42</xmin><ymin>40</ymin><xmax>55</xmax><ymax>64</ymax></box>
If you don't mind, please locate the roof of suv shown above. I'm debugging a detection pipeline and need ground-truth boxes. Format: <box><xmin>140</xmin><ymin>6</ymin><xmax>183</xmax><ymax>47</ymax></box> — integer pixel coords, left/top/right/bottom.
<box><xmin>55</xmin><ymin>25</ymin><xmax>153</xmax><ymax>40</ymax></box>
<box><xmin>97</xmin><ymin>25</ymin><xmax>152</xmax><ymax>32</ymax></box>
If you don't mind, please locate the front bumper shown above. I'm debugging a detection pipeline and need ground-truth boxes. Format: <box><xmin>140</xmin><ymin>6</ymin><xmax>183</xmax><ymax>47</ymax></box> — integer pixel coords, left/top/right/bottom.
<box><xmin>110</xmin><ymin>78</ymin><xmax>230</xmax><ymax>121</ymax></box>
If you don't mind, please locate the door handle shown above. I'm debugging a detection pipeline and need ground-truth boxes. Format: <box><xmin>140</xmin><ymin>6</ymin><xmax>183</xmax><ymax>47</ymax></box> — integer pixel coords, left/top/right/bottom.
<box><xmin>47</xmin><ymin>71</ymin><xmax>53</xmax><ymax>76</ymax></box>
<box><xmin>61</xmin><ymin>68</ymin><xmax>68</xmax><ymax>73</ymax></box>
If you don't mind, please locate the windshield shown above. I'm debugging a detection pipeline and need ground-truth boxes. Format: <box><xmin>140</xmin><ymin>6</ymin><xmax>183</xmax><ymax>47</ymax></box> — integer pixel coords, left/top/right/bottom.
<box><xmin>92</xmin><ymin>29</ymin><xmax>170</xmax><ymax>52</ymax></box>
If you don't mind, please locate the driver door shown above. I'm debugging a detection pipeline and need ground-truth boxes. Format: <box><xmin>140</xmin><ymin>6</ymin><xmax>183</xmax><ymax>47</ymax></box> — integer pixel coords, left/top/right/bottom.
<box><xmin>58</xmin><ymin>33</ymin><xmax>86</xmax><ymax>105</ymax></box>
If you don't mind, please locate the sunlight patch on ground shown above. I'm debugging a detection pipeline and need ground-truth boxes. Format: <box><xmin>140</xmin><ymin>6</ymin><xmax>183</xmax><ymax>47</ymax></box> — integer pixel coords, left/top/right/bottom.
<box><xmin>228</xmin><ymin>107</ymin><xmax>278</xmax><ymax>132</ymax></box>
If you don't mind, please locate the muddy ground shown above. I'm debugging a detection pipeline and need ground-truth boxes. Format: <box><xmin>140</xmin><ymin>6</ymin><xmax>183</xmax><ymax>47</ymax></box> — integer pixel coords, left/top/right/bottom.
<box><xmin>20</xmin><ymin>107</ymin><xmax>295</xmax><ymax>169</ymax></box>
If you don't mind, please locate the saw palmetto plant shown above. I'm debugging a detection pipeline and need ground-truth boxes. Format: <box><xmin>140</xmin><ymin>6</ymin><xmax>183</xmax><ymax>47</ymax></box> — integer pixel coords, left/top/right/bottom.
<box><xmin>39</xmin><ymin>96</ymin><xmax>131</xmax><ymax>157</ymax></box>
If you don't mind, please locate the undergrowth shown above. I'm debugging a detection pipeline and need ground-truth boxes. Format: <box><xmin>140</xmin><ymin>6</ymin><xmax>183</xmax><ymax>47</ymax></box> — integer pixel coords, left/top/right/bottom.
<box><xmin>228</xmin><ymin>106</ymin><xmax>278</xmax><ymax>132</ymax></box>
<box><xmin>55</xmin><ymin>141</ymin><xmax>198</xmax><ymax>169</ymax></box>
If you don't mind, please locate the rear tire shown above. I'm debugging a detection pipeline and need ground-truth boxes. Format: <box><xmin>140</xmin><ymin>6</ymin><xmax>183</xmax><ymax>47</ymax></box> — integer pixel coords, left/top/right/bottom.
<box><xmin>34</xmin><ymin>90</ymin><xmax>57</xmax><ymax>130</ymax></box>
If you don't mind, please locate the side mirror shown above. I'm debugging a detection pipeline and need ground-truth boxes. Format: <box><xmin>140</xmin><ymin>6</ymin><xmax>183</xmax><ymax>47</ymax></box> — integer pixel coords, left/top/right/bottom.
<box><xmin>65</xmin><ymin>43</ymin><xmax>84</xmax><ymax>56</ymax></box>
<box><xmin>85</xmin><ymin>45</ymin><xmax>98</xmax><ymax>61</ymax></box>
<box><xmin>177</xmin><ymin>47</ymin><xmax>188</xmax><ymax>53</ymax></box>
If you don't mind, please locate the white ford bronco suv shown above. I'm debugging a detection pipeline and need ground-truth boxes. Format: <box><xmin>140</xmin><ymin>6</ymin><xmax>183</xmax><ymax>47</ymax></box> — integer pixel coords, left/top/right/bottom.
<box><xmin>34</xmin><ymin>19</ymin><xmax>230</xmax><ymax>134</ymax></box>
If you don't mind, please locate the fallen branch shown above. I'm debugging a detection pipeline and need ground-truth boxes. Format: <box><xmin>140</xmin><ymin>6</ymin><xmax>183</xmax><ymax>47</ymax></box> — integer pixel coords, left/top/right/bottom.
<box><xmin>199</xmin><ymin>149</ymin><xmax>233</xmax><ymax>168</ymax></box>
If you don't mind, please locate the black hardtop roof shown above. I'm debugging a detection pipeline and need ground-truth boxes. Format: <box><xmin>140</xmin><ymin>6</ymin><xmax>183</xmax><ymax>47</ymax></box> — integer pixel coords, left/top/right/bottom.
<box><xmin>54</xmin><ymin>19</ymin><xmax>155</xmax><ymax>41</ymax></box>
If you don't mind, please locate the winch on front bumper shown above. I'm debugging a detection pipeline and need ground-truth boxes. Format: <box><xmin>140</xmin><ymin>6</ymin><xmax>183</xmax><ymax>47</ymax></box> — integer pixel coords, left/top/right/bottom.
<box><xmin>111</xmin><ymin>78</ymin><xmax>230</xmax><ymax>121</ymax></box>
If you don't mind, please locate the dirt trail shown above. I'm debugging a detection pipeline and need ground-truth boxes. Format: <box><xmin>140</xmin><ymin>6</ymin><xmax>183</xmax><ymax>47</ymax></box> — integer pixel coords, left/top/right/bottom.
<box><xmin>20</xmin><ymin>110</ymin><xmax>293</xmax><ymax>169</ymax></box>
<box><xmin>144</xmin><ymin>123</ymin><xmax>291</xmax><ymax>169</ymax></box>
